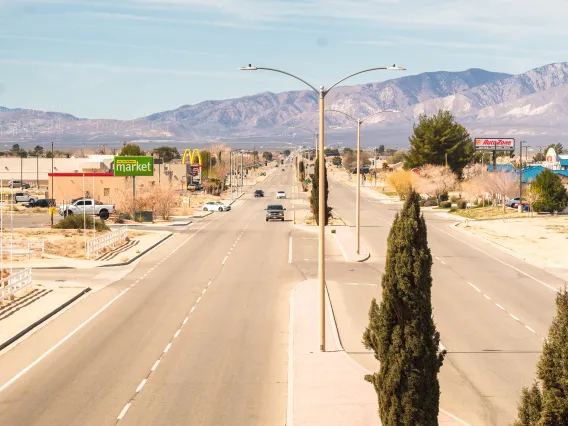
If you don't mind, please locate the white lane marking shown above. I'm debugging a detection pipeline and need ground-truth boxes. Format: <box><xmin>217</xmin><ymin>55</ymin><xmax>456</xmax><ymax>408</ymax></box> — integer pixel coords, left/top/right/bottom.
<box><xmin>304</xmin><ymin>258</ymin><xmax>309</xmax><ymax>261</ymax></box>
<box><xmin>135</xmin><ymin>379</ymin><xmax>147</xmax><ymax>393</ymax></box>
<box><xmin>202</xmin><ymin>289</ymin><xmax>207</xmax><ymax>294</ymax></box>
<box><xmin>207</xmin><ymin>281</ymin><xmax>212</xmax><ymax>287</ymax></box>
<box><xmin>0</xmin><ymin>287</ymin><xmax>131</xmax><ymax>394</ymax></box>
<box><xmin>222</xmin><ymin>256</ymin><xmax>228</xmax><ymax>265</ymax></box>
<box><xmin>287</xmin><ymin>284</ymin><xmax>296</xmax><ymax>426</ymax></box>
<box><xmin>174</xmin><ymin>329</ymin><xmax>181</xmax><ymax>338</ymax></box>
<box><xmin>151</xmin><ymin>360</ymin><xmax>160</xmax><ymax>371</ymax></box>
<box><xmin>484</xmin><ymin>294</ymin><xmax>491</xmax><ymax>301</ymax></box>
<box><xmin>439</xmin><ymin>341</ymin><xmax>446</xmax><ymax>352</ymax></box>
<box><xmin>164</xmin><ymin>343</ymin><xmax>172</xmax><ymax>353</ymax></box>
<box><xmin>435</xmin><ymin>256</ymin><xmax>446</xmax><ymax>265</ymax></box>
<box><xmin>467</xmin><ymin>282</ymin><xmax>481</xmax><ymax>292</ymax></box>
<box><xmin>510</xmin><ymin>313</ymin><xmax>521</xmax><ymax>322</ymax></box>
<box><xmin>117</xmin><ymin>403</ymin><xmax>131</xmax><ymax>420</ymax></box>
<box><xmin>183</xmin><ymin>317</ymin><xmax>188</xmax><ymax>325</ymax></box>
<box><xmin>288</xmin><ymin>236</ymin><xmax>293</xmax><ymax>264</ymax></box>
<box><xmin>526</xmin><ymin>325</ymin><xmax>537</xmax><ymax>334</ymax></box>
<box><xmin>430</xmin><ymin>223</ymin><xmax>558</xmax><ymax>292</ymax></box>
<box><xmin>496</xmin><ymin>303</ymin><xmax>505</xmax><ymax>311</ymax></box>
<box><xmin>190</xmin><ymin>306</ymin><xmax>195</xmax><ymax>313</ymax></box>
<box><xmin>196</xmin><ymin>296</ymin><xmax>202</xmax><ymax>303</ymax></box>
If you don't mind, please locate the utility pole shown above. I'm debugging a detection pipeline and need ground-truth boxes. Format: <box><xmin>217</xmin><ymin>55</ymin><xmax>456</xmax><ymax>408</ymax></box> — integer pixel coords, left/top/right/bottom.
<box><xmin>229</xmin><ymin>150</ymin><xmax>233</xmax><ymax>200</ymax></box>
<box><xmin>51</xmin><ymin>141</ymin><xmax>54</xmax><ymax>227</ymax></box>
<box><xmin>240</xmin><ymin>152</ymin><xmax>244</xmax><ymax>191</ymax></box>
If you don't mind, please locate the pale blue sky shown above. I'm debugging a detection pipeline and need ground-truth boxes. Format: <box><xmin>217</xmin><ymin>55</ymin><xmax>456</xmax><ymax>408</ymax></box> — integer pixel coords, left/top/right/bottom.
<box><xmin>0</xmin><ymin>0</ymin><xmax>566</xmax><ymax>119</ymax></box>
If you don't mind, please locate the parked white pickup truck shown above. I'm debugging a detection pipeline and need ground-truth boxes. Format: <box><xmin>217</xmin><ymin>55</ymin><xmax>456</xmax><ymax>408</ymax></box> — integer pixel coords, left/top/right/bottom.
<box><xmin>58</xmin><ymin>199</ymin><xmax>115</xmax><ymax>220</ymax></box>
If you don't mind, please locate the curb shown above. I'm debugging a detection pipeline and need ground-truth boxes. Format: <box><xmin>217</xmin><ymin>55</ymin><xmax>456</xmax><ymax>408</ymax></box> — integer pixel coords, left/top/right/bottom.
<box><xmin>0</xmin><ymin>287</ymin><xmax>91</xmax><ymax>352</ymax></box>
<box><xmin>13</xmin><ymin>233</ymin><xmax>174</xmax><ymax>270</ymax></box>
<box><xmin>99</xmin><ymin>233</ymin><xmax>173</xmax><ymax>267</ymax></box>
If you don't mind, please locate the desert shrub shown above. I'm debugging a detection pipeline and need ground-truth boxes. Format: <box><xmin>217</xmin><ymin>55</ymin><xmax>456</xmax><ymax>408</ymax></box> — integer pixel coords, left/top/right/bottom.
<box><xmin>439</xmin><ymin>201</ymin><xmax>452</xmax><ymax>208</ymax></box>
<box><xmin>423</xmin><ymin>199</ymin><xmax>437</xmax><ymax>207</ymax></box>
<box><xmin>458</xmin><ymin>200</ymin><xmax>467</xmax><ymax>209</ymax></box>
<box><xmin>440</xmin><ymin>191</ymin><xmax>449</xmax><ymax>202</ymax></box>
<box><xmin>450</xmin><ymin>195</ymin><xmax>458</xmax><ymax>202</ymax></box>
<box><xmin>54</xmin><ymin>214</ymin><xmax>109</xmax><ymax>231</ymax></box>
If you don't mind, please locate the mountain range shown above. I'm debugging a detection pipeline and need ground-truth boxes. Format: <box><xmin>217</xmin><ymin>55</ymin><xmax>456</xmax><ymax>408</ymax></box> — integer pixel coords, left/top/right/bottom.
<box><xmin>2</xmin><ymin>62</ymin><xmax>568</xmax><ymax>148</ymax></box>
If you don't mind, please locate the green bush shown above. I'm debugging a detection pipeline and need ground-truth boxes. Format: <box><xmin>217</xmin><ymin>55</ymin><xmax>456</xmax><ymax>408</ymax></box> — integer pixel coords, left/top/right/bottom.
<box><xmin>118</xmin><ymin>212</ymin><xmax>132</xmax><ymax>220</ymax></box>
<box><xmin>450</xmin><ymin>195</ymin><xmax>458</xmax><ymax>203</ymax></box>
<box><xmin>423</xmin><ymin>200</ymin><xmax>438</xmax><ymax>207</ymax></box>
<box><xmin>439</xmin><ymin>201</ymin><xmax>452</xmax><ymax>208</ymax></box>
<box><xmin>55</xmin><ymin>214</ymin><xmax>109</xmax><ymax>231</ymax></box>
<box><xmin>439</xmin><ymin>191</ymin><xmax>449</xmax><ymax>202</ymax></box>
<box><xmin>458</xmin><ymin>200</ymin><xmax>467</xmax><ymax>209</ymax></box>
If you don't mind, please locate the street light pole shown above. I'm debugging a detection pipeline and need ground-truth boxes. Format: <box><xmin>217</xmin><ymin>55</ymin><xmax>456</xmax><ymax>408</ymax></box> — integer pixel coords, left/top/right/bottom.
<box><xmin>326</xmin><ymin>108</ymin><xmax>400</xmax><ymax>255</ymax></box>
<box><xmin>50</xmin><ymin>141</ymin><xmax>54</xmax><ymax>228</ymax></box>
<box><xmin>240</xmin><ymin>64</ymin><xmax>405</xmax><ymax>352</ymax></box>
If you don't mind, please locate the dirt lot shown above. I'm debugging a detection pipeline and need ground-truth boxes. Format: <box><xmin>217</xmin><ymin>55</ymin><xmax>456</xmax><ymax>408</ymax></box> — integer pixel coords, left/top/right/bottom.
<box><xmin>458</xmin><ymin>216</ymin><xmax>568</xmax><ymax>266</ymax></box>
<box><xmin>0</xmin><ymin>229</ymin><xmax>147</xmax><ymax>261</ymax></box>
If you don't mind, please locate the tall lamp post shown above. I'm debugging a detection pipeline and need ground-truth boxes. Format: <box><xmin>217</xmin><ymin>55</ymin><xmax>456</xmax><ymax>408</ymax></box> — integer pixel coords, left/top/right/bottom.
<box><xmin>519</xmin><ymin>140</ymin><xmax>530</xmax><ymax>209</ymax></box>
<box><xmin>240</xmin><ymin>64</ymin><xmax>405</xmax><ymax>351</ymax></box>
<box><xmin>50</xmin><ymin>141</ymin><xmax>54</xmax><ymax>228</ymax></box>
<box><xmin>326</xmin><ymin>109</ymin><xmax>399</xmax><ymax>255</ymax></box>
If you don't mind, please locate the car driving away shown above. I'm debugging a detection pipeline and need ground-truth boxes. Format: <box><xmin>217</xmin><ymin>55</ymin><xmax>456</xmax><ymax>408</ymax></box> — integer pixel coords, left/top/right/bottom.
<box><xmin>265</xmin><ymin>204</ymin><xmax>286</xmax><ymax>221</ymax></box>
<box><xmin>202</xmin><ymin>201</ymin><xmax>231</xmax><ymax>212</ymax></box>
<box><xmin>254</xmin><ymin>189</ymin><xmax>264</xmax><ymax>197</ymax></box>
<box><xmin>276</xmin><ymin>191</ymin><xmax>286</xmax><ymax>199</ymax></box>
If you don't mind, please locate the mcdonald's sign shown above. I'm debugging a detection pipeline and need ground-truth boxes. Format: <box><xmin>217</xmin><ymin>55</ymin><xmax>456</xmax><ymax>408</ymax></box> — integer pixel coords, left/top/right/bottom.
<box><xmin>182</xmin><ymin>149</ymin><xmax>203</xmax><ymax>166</ymax></box>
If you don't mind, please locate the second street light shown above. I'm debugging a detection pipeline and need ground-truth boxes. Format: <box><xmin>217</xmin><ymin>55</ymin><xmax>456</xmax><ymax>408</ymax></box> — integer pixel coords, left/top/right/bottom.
<box><xmin>290</xmin><ymin>126</ymin><xmax>318</xmax><ymax>158</ymax></box>
<box><xmin>240</xmin><ymin>64</ymin><xmax>405</xmax><ymax>352</ymax></box>
<box><xmin>326</xmin><ymin>109</ymin><xmax>400</xmax><ymax>255</ymax></box>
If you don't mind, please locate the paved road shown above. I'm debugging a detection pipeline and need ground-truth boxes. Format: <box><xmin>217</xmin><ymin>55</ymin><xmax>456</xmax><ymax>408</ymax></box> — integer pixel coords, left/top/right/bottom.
<box><xmin>0</xmin><ymin>167</ymin><xmax>300</xmax><ymax>425</ymax></box>
<box><xmin>325</xmin><ymin>178</ymin><xmax>564</xmax><ymax>426</ymax></box>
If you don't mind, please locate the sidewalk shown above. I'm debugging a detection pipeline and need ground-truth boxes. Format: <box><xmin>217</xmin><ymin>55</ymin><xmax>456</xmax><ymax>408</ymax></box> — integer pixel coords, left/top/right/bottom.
<box><xmin>289</xmin><ymin>280</ymin><xmax>468</xmax><ymax>425</ymax></box>
<box><xmin>294</xmin><ymin>224</ymin><xmax>369</xmax><ymax>262</ymax></box>
<box><xmin>0</xmin><ymin>283</ymin><xmax>90</xmax><ymax>351</ymax></box>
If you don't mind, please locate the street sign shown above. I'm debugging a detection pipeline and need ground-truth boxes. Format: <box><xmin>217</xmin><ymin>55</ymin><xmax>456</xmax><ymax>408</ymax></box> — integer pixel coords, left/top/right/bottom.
<box><xmin>474</xmin><ymin>138</ymin><xmax>515</xmax><ymax>151</ymax></box>
<box><xmin>113</xmin><ymin>156</ymin><xmax>154</xmax><ymax>176</ymax></box>
<box><xmin>189</xmin><ymin>165</ymin><xmax>200</xmax><ymax>177</ymax></box>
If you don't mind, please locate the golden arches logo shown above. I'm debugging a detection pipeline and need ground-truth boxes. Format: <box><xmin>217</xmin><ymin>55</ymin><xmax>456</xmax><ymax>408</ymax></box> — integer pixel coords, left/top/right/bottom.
<box><xmin>182</xmin><ymin>149</ymin><xmax>203</xmax><ymax>165</ymax></box>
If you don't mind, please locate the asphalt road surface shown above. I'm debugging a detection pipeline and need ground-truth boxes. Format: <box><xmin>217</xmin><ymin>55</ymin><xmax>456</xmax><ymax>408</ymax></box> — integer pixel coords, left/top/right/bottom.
<box><xmin>0</xmin><ymin>167</ymin><xmax>302</xmax><ymax>426</ymax></box>
<box><xmin>326</xmin><ymin>177</ymin><xmax>563</xmax><ymax>426</ymax></box>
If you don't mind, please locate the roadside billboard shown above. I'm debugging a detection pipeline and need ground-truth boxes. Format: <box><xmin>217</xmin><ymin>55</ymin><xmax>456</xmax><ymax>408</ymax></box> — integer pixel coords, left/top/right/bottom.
<box><xmin>474</xmin><ymin>138</ymin><xmax>515</xmax><ymax>151</ymax></box>
<box><xmin>113</xmin><ymin>156</ymin><xmax>154</xmax><ymax>176</ymax></box>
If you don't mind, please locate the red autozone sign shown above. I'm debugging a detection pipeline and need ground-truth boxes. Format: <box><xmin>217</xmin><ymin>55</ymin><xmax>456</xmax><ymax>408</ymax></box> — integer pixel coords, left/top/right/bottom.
<box><xmin>474</xmin><ymin>138</ymin><xmax>515</xmax><ymax>151</ymax></box>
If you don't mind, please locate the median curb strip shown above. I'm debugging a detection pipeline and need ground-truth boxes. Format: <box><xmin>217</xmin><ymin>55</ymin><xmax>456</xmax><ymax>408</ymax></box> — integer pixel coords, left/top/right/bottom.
<box><xmin>99</xmin><ymin>232</ymin><xmax>173</xmax><ymax>267</ymax></box>
<box><xmin>451</xmin><ymin>222</ymin><xmax>568</xmax><ymax>283</ymax></box>
<box><xmin>0</xmin><ymin>287</ymin><xmax>91</xmax><ymax>352</ymax></box>
<box><xmin>12</xmin><ymin>232</ymin><xmax>174</xmax><ymax>270</ymax></box>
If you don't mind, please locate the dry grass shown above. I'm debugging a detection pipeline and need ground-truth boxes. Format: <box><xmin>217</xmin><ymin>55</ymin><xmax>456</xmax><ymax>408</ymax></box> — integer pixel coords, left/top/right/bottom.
<box><xmin>546</xmin><ymin>225</ymin><xmax>568</xmax><ymax>234</ymax></box>
<box><xmin>450</xmin><ymin>206</ymin><xmax>527</xmax><ymax>220</ymax></box>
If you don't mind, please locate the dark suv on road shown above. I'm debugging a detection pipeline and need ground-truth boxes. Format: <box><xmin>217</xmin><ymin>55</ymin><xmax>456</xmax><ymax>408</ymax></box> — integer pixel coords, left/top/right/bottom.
<box><xmin>254</xmin><ymin>189</ymin><xmax>264</xmax><ymax>197</ymax></box>
<box><xmin>265</xmin><ymin>204</ymin><xmax>286</xmax><ymax>221</ymax></box>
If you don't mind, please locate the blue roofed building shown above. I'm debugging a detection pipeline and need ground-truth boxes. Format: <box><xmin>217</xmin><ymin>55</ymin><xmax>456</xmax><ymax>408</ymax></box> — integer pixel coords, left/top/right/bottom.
<box><xmin>487</xmin><ymin>164</ymin><xmax>514</xmax><ymax>172</ymax></box>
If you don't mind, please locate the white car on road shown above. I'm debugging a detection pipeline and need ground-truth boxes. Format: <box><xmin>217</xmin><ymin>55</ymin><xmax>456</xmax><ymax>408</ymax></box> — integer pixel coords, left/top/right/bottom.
<box><xmin>14</xmin><ymin>192</ymin><xmax>37</xmax><ymax>203</ymax></box>
<box><xmin>276</xmin><ymin>191</ymin><xmax>286</xmax><ymax>199</ymax></box>
<box><xmin>202</xmin><ymin>201</ymin><xmax>231</xmax><ymax>212</ymax></box>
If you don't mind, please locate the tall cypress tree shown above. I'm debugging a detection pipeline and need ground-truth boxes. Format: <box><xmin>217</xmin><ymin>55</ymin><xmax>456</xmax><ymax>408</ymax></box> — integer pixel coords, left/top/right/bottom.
<box><xmin>512</xmin><ymin>288</ymin><xmax>568</xmax><ymax>425</ymax></box>
<box><xmin>363</xmin><ymin>189</ymin><xmax>444</xmax><ymax>425</ymax></box>
<box><xmin>309</xmin><ymin>158</ymin><xmax>332</xmax><ymax>225</ymax></box>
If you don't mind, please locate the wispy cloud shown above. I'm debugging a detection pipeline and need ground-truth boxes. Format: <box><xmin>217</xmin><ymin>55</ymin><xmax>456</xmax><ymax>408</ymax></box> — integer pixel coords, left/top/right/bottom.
<box><xmin>0</xmin><ymin>34</ymin><xmax>226</xmax><ymax>57</ymax></box>
<box><xmin>0</xmin><ymin>58</ymin><xmax>238</xmax><ymax>77</ymax></box>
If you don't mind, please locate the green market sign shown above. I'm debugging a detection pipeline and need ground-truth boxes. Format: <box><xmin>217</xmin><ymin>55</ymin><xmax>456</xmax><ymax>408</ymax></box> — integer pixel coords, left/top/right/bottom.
<box><xmin>114</xmin><ymin>156</ymin><xmax>154</xmax><ymax>176</ymax></box>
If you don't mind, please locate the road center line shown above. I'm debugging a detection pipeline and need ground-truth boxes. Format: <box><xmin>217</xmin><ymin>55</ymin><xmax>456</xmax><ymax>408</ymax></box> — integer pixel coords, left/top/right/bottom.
<box><xmin>288</xmin><ymin>236</ymin><xmax>293</xmax><ymax>264</ymax></box>
<box><xmin>151</xmin><ymin>360</ymin><xmax>160</xmax><ymax>371</ymax></box>
<box><xmin>164</xmin><ymin>343</ymin><xmax>172</xmax><ymax>353</ymax></box>
<box><xmin>222</xmin><ymin>256</ymin><xmax>228</xmax><ymax>265</ymax></box>
<box><xmin>174</xmin><ymin>329</ymin><xmax>181</xmax><ymax>338</ymax></box>
<box><xmin>117</xmin><ymin>403</ymin><xmax>131</xmax><ymax>420</ymax></box>
<box><xmin>196</xmin><ymin>296</ymin><xmax>202</xmax><ymax>303</ymax></box>
<box><xmin>467</xmin><ymin>282</ymin><xmax>481</xmax><ymax>292</ymax></box>
<box><xmin>495</xmin><ymin>303</ymin><xmax>505</xmax><ymax>310</ymax></box>
<box><xmin>510</xmin><ymin>313</ymin><xmax>521</xmax><ymax>322</ymax></box>
<box><xmin>135</xmin><ymin>379</ymin><xmax>147</xmax><ymax>393</ymax></box>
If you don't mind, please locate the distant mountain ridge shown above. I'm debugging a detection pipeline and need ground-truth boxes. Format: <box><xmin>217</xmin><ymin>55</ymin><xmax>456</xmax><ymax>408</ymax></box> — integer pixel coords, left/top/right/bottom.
<box><xmin>1</xmin><ymin>62</ymin><xmax>568</xmax><ymax>147</ymax></box>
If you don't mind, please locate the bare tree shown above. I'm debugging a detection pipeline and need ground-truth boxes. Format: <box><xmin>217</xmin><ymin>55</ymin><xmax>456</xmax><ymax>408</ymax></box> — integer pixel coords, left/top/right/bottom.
<box><xmin>462</xmin><ymin>163</ymin><xmax>485</xmax><ymax>181</ymax></box>
<box><xmin>481</xmin><ymin>171</ymin><xmax>518</xmax><ymax>213</ymax></box>
<box><xmin>415</xmin><ymin>165</ymin><xmax>457</xmax><ymax>204</ymax></box>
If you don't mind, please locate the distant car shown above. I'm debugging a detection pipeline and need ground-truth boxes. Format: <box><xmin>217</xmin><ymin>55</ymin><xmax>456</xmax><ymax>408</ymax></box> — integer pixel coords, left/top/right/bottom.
<box><xmin>8</xmin><ymin>180</ymin><xmax>30</xmax><ymax>189</ymax></box>
<box><xmin>25</xmin><ymin>198</ymin><xmax>55</xmax><ymax>208</ymax></box>
<box><xmin>260</xmin><ymin>171</ymin><xmax>266</xmax><ymax>176</ymax></box>
<box><xmin>202</xmin><ymin>201</ymin><xmax>231</xmax><ymax>212</ymax></box>
<box><xmin>265</xmin><ymin>204</ymin><xmax>286</xmax><ymax>221</ymax></box>
<box><xmin>58</xmin><ymin>198</ymin><xmax>115</xmax><ymax>220</ymax></box>
<box><xmin>276</xmin><ymin>191</ymin><xmax>286</xmax><ymax>199</ymax></box>
<box><xmin>506</xmin><ymin>197</ymin><xmax>521</xmax><ymax>208</ymax></box>
<box><xmin>254</xmin><ymin>190</ymin><xmax>264</xmax><ymax>197</ymax></box>
<box><xmin>14</xmin><ymin>192</ymin><xmax>37</xmax><ymax>203</ymax></box>
<box><xmin>187</xmin><ymin>182</ymin><xmax>203</xmax><ymax>191</ymax></box>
